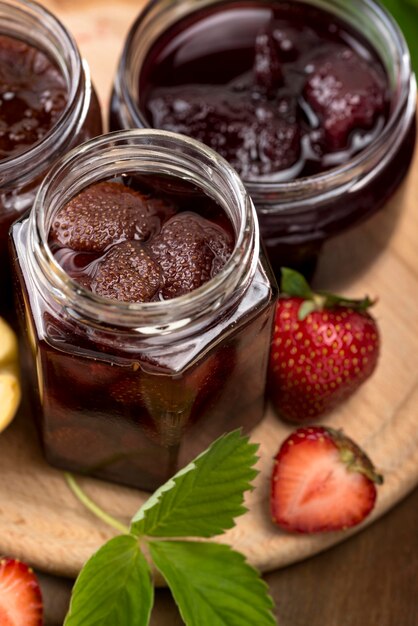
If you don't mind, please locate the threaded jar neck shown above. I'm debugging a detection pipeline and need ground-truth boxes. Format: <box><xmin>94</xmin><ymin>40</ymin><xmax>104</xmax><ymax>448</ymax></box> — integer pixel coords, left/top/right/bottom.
<box><xmin>27</xmin><ymin>129</ymin><xmax>258</xmax><ymax>335</ymax></box>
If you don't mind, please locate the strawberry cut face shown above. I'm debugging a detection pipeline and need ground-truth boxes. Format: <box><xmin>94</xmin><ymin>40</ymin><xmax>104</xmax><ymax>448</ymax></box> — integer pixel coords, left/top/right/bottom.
<box><xmin>0</xmin><ymin>558</ymin><xmax>43</xmax><ymax>626</ymax></box>
<box><xmin>271</xmin><ymin>426</ymin><xmax>382</xmax><ymax>533</ymax></box>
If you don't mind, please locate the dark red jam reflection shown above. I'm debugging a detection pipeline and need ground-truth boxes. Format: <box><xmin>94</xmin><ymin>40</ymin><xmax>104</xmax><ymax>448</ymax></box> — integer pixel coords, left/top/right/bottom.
<box><xmin>139</xmin><ymin>1</ymin><xmax>390</xmax><ymax>180</ymax></box>
<box><xmin>0</xmin><ymin>35</ymin><xmax>67</xmax><ymax>160</ymax></box>
<box><xmin>49</xmin><ymin>178</ymin><xmax>235</xmax><ymax>301</ymax></box>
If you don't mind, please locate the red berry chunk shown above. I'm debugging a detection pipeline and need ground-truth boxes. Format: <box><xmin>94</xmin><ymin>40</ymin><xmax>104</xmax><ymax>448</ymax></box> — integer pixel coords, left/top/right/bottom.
<box><xmin>51</xmin><ymin>181</ymin><xmax>162</xmax><ymax>252</ymax></box>
<box><xmin>147</xmin><ymin>88</ymin><xmax>301</xmax><ymax>178</ymax></box>
<box><xmin>271</xmin><ymin>26</ymin><xmax>300</xmax><ymax>62</ymax></box>
<box><xmin>304</xmin><ymin>47</ymin><xmax>386</xmax><ymax>151</ymax></box>
<box><xmin>149</xmin><ymin>213</ymin><xmax>233</xmax><ymax>299</ymax></box>
<box><xmin>253</xmin><ymin>31</ymin><xmax>283</xmax><ymax>93</ymax></box>
<box><xmin>91</xmin><ymin>240</ymin><xmax>163</xmax><ymax>302</ymax></box>
<box><xmin>271</xmin><ymin>426</ymin><xmax>383</xmax><ymax>533</ymax></box>
<box><xmin>0</xmin><ymin>557</ymin><xmax>43</xmax><ymax>626</ymax></box>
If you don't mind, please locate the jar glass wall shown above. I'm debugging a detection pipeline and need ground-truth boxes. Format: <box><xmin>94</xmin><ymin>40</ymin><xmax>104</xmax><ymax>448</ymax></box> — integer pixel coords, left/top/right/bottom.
<box><xmin>0</xmin><ymin>0</ymin><xmax>102</xmax><ymax>314</ymax></box>
<box><xmin>10</xmin><ymin>130</ymin><xmax>277</xmax><ymax>490</ymax></box>
<box><xmin>110</xmin><ymin>0</ymin><xmax>416</xmax><ymax>277</ymax></box>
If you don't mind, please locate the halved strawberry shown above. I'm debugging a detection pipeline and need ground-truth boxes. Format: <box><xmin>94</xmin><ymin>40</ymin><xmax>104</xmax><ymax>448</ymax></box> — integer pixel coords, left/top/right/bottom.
<box><xmin>271</xmin><ymin>426</ymin><xmax>383</xmax><ymax>533</ymax></box>
<box><xmin>0</xmin><ymin>558</ymin><xmax>43</xmax><ymax>626</ymax></box>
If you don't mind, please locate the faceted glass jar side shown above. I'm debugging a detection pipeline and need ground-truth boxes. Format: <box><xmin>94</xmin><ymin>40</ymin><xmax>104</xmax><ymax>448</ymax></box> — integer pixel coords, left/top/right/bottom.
<box><xmin>0</xmin><ymin>0</ymin><xmax>103</xmax><ymax>316</ymax></box>
<box><xmin>10</xmin><ymin>130</ymin><xmax>277</xmax><ymax>491</ymax></box>
<box><xmin>110</xmin><ymin>0</ymin><xmax>416</xmax><ymax>277</ymax></box>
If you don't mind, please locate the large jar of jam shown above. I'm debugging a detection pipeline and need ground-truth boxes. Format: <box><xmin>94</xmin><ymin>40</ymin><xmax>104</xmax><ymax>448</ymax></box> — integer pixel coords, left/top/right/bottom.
<box><xmin>110</xmin><ymin>0</ymin><xmax>416</xmax><ymax>276</ymax></box>
<box><xmin>10</xmin><ymin>129</ymin><xmax>277</xmax><ymax>491</ymax></box>
<box><xmin>0</xmin><ymin>0</ymin><xmax>102</xmax><ymax>314</ymax></box>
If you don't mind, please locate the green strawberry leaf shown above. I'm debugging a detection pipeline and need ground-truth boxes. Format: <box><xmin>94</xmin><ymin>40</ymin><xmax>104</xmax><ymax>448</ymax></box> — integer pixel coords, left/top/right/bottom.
<box><xmin>64</xmin><ymin>535</ymin><xmax>153</xmax><ymax>626</ymax></box>
<box><xmin>281</xmin><ymin>267</ymin><xmax>314</xmax><ymax>299</ymax></box>
<box><xmin>379</xmin><ymin>0</ymin><xmax>418</xmax><ymax>71</ymax></box>
<box><xmin>149</xmin><ymin>540</ymin><xmax>276</xmax><ymax>626</ymax></box>
<box><xmin>297</xmin><ymin>300</ymin><xmax>318</xmax><ymax>321</ymax></box>
<box><xmin>280</xmin><ymin>268</ymin><xmax>375</xmax><ymax>320</ymax></box>
<box><xmin>319</xmin><ymin>292</ymin><xmax>375</xmax><ymax>312</ymax></box>
<box><xmin>130</xmin><ymin>430</ymin><xmax>259</xmax><ymax>538</ymax></box>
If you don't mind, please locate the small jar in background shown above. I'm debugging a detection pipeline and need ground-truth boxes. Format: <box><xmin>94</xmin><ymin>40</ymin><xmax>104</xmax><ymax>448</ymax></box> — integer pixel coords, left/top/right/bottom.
<box><xmin>10</xmin><ymin>130</ymin><xmax>277</xmax><ymax>491</ymax></box>
<box><xmin>110</xmin><ymin>0</ymin><xmax>416</xmax><ymax>277</ymax></box>
<box><xmin>0</xmin><ymin>0</ymin><xmax>102</xmax><ymax>314</ymax></box>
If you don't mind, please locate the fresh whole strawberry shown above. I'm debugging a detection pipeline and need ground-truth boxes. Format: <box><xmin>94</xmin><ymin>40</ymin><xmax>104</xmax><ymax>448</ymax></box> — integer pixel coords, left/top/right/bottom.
<box><xmin>0</xmin><ymin>557</ymin><xmax>43</xmax><ymax>625</ymax></box>
<box><xmin>271</xmin><ymin>426</ymin><xmax>383</xmax><ymax>533</ymax></box>
<box><xmin>269</xmin><ymin>268</ymin><xmax>380</xmax><ymax>422</ymax></box>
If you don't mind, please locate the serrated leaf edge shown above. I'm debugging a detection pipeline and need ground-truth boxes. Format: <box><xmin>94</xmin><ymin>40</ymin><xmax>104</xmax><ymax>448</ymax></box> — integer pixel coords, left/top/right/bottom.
<box><xmin>149</xmin><ymin>540</ymin><xmax>276</xmax><ymax>626</ymax></box>
<box><xmin>130</xmin><ymin>430</ymin><xmax>259</xmax><ymax>538</ymax></box>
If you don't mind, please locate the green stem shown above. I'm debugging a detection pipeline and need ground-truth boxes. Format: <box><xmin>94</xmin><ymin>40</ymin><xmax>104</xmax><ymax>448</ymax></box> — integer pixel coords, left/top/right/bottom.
<box><xmin>65</xmin><ymin>472</ymin><xmax>130</xmax><ymax>535</ymax></box>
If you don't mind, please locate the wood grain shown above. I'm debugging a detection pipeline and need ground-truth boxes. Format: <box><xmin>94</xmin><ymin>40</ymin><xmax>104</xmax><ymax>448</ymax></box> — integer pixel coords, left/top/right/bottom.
<box><xmin>36</xmin><ymin>486</ymin><xmax>418</xmax><ymax>625</ymax></box>
<box><xmin>0</xmin><ymin>0</ymin><xmax>417</xmax><ymax>581</ymax></box>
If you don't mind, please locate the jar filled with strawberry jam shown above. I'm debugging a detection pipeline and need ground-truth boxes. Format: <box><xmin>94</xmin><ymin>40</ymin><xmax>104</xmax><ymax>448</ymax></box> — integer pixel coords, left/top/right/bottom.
<box><xmin>110</xmin><ymin>0</ymin><xmax>416</xmax><ymax>276</ymax></box>
<box><xmin>0</xmin><ymin>0</ymin><xmax>102</xmax><ymax>314</ymax></box>
<box><xmin>10</xmin><ymin>130</ymin><xmax>277</xmax><ymax>490</ymax></box>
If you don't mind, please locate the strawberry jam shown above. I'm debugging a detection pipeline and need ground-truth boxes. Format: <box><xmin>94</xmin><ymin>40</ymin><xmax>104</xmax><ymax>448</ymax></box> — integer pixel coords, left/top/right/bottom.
<box><xmin>0</xmin><ymin>35</ymin><xmax>67</xmax><ymax>160</ymax></box>
<box><xmin>0</xmin><ymin>1</ymin><xmax>102</xmax><ymax>319</ymax></box>
<box><xmin>11</xmin><ymin>130</ymin><xmax>277</xmax><ymax>490</ymax></box>
<box><xmin>49</xmin><ymin>178</ymin><xmax>234</xmax><ymax>302</ymax></box>
<box><xmin>135</xmin><ymin>2</ymin><xmax>390</xmax><ymax>180</ymax></box>
<box><xmin>111</xmin><ymin>0</ymin><xmax>416</xmax><ymax>278</ymax></box>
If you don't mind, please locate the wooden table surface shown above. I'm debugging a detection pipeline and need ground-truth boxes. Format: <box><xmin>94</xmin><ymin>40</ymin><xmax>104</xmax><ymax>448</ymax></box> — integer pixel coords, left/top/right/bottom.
<box><xmin>5</xmin><ymin>1</ymin><xmax>417</xmax><ymax>623</ymax></box>
<box><xmin>39</xmin><ymin>484</ymin><xmax>418</xmax><ymax>625</ymax></box>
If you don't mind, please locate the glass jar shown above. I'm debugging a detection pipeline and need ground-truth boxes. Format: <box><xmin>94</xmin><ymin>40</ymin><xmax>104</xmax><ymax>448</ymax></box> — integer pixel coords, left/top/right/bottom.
<box><xmin>110</xmin><ymin>0</ymin><xmax>416</xmax><ymax>277</ymax></box>
<box><xmin>0</xmin><ymin>0</ymin><xmax>103</xmax><ymax>314</ymax></box>
<box><xmin>10</xmin><ymin>129</ymin><xmax>277</xmax><ymax>491</ymax></box>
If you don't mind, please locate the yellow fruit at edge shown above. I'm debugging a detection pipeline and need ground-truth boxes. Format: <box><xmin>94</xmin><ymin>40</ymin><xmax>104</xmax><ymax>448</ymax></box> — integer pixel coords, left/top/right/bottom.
<box><xmin>0</xmin><ymin>316</ymin><xmax>18</xmax><ymax>365</ymax></box>
<box><xmin>0</xmin><ymin>318</ymin><xmax>21</xmax><ymax>433</ymax></box>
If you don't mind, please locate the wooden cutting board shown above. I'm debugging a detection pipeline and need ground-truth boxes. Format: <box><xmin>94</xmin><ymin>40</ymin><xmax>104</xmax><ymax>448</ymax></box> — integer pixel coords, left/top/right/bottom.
<box><xmin>0</xmin><ymin>0</ymin><xmax>417</xmax><ymax>580</ymax></box>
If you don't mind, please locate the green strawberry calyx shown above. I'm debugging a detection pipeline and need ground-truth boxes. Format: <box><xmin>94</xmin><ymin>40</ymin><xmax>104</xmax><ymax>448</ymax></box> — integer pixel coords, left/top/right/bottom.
<box><xmin>280</xmin><ymin>268</ymin><xmax>376</xmax><ymax>321</ymax></box>
<box><xmin>327</xmin><ymin>427</ymin><xmax>384</xmax><ymax>485</ymax></box>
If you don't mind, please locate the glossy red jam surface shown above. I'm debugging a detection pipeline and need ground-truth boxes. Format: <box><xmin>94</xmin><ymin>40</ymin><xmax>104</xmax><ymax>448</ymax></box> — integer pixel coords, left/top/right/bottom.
<box><xmin>0</xmin><ymin>35</ymin><xmax>67</xmax><ymax>160</ymax></box>
<box><xmin>49</xmin><ymin>178</ymin><xmax>234</xmax><ymax>301</ymax></box>
<box><xmin>139</xmin><ymin>1</ymin><xmax>389</xmax><ymax>180</ymax></box>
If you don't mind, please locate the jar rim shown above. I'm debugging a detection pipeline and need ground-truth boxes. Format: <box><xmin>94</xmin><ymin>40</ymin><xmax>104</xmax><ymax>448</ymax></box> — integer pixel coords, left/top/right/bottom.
<box><xmin>0</xmin><ymin>0</ymin><xmax>85</xmax><ymax>183</ymax></box>
<box><xmin>117</xmin><ymin>0</ymin><xmax>415</xmax><ymax>207</ymax></box>
<box><xmin>29</xmin><ymin>129</ymin><xmax>258</xmax><ymax>333</ymax></box>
